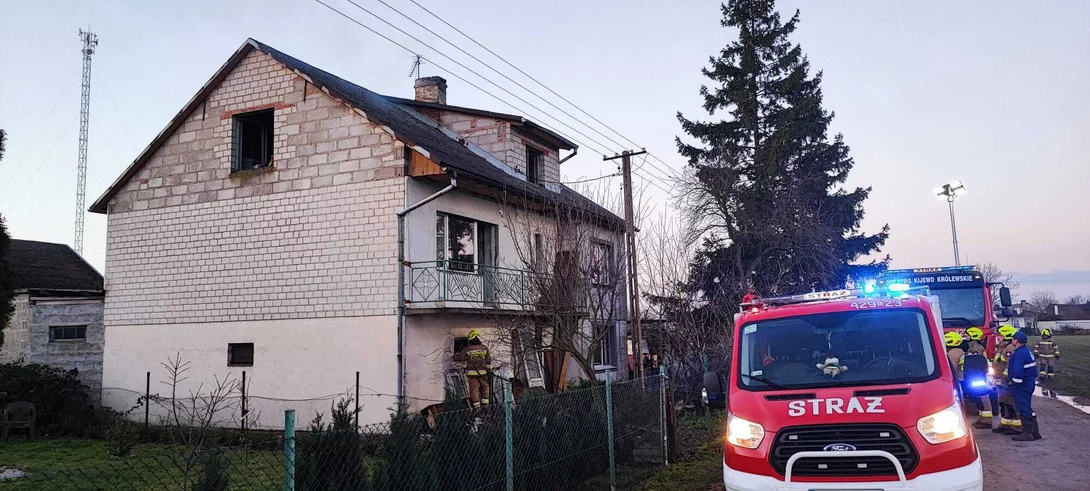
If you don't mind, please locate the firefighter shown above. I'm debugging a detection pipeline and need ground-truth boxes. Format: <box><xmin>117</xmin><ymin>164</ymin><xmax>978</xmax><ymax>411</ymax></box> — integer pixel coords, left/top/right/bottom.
<box><xmin>1008</xmin><ymin>331</ymin><xmax>1042</xmax><ymax>441</ymax></box>
<box><xmin>1035</xmin><ymin>328</ymin><xmax>1060</xmax><ymax>380</ymax></box>
<box><xmin>945</xmin><ymin>332</ymin><xmax>966</xmax><ymax>382</ymax></box>
<box><xmin>454</xmin><ymin>330</ymin><xmax>492</xmax><ymax>408</ymax></box>
<box><xmin>965</xmin><ymin>327</ymin><xmax>1000</xmax><ymax>430</ymax></box>
<box><xmin>993</xmin><ymin>325</ymin><xmax>1021</xmax><ymax>434</ymax></box>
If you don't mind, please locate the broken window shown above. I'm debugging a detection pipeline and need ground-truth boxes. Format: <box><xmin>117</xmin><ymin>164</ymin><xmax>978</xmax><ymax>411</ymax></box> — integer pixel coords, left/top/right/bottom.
<box><xmin>436</xmin><ymin>212</ymin><xmax>497</xmax><ymax>273</ymax></box>
<box><xmin>525</xmin><ymin>146</ymin><xmax>542</xmax><ymax>184</ymax></box>
<box><xmin>49</xmin><ymin>326</ymin><xmax>87</xmax><ymax>342</ymax></box>
<box><xmin>592</xmin><ymin>323</ymin><xmax>615</xmax><ymax>366</ymax></box>
<box><xmin>232</xmin><ymin>109</ymin><xmax>274</xmax><ymax>171</ymax></box>
<box><xmin>228</xmin><ymin>343</ymin><xmax>255</xmax><ymax>367</ymax></box>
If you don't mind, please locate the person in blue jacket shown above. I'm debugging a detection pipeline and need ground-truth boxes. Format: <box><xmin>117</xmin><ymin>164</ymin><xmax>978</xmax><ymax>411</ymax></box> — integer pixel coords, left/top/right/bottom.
<box><xmin>1008</xmin><ymin>331</ymin><xmax>1041</xmax><ymax>441</ymax></box>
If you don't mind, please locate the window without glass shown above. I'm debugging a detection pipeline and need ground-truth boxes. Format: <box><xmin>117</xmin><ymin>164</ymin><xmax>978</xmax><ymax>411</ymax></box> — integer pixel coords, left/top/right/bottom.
<box><xmin>228</xmin><ymin>343</ymin><xmax>255</xmax><ymax>367</ymax></box>
<box><xmin>592</xmin><ymin>323</ymin><xmax>615</xmax><ymax>366</ymax></box>
<box><xmin>232</xmin><ymin>109</ymin><xmax>274</xmax><ymax>171</ymax></box>
<box><xmin>525</xmin><ymin>146</ymin><xmax>542</xmax><ymax>184</ymax></box>
<box><xmin>436</xmin><ymin>213</ymin><xmax>496</xmax><ymax>272</ymax></box>
<box><xmin>49</xmin><ymin>326</ymin><xmax>87</xmax><ymax>342</ymax></box>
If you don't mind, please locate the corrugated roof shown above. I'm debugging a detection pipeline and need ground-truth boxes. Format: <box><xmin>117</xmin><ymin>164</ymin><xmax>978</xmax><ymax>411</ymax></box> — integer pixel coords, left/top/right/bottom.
<box><xmin>91</xmin><ymin>39</ymin><xmax>621</xmax><ymax>227</ymax></box>
<box><xmin>3</xmin><ymin>240</ymin><xmax>104</xmax><ymax>293</ymax></box>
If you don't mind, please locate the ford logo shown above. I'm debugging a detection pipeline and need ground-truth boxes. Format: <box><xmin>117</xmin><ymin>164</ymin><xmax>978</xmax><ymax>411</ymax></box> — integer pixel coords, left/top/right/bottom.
<box><xmin>823</xmin><ymin>443</ymin><xmax>857</xmax><ymax>452</ymax></box>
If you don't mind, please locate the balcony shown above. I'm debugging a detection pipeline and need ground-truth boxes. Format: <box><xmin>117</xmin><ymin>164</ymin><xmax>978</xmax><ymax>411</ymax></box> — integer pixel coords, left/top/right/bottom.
<box><xmin>404</xmin><ymin>260</ymin><xmax>588</xmax><ymax>314</ymax></box>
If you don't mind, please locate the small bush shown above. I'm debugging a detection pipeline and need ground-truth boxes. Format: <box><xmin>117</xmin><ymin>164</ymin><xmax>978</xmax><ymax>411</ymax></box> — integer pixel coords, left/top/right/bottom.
<box><xmin>192</xmin><ymin>449</ymin><xmax>230</xmax><ymax>491</ymax></box>
<box><xmin>104</xmin><ymin>417</ymin><xmax>140</xmax><ymax>457</ymax></box>
<box><xmin>297</xmin><ymin>398</ymin><xmax>370</xmax><ymax>491</ymax></box>
<box><xmin>0</xmin><ymin>362</ymin><xmax>99</xmax><ymax>436</ymax></box>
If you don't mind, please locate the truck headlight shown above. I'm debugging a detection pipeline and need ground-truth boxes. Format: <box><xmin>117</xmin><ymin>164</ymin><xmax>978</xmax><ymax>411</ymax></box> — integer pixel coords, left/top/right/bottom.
<box><xmin>727</xmin><ymin>412</ymin><xmax>765</xmax><ymax>449</ymax></box>
<box><xmin>917</xmin><ymin>403</ymin><xmax>967</xmax><ymax>444</ymax></box>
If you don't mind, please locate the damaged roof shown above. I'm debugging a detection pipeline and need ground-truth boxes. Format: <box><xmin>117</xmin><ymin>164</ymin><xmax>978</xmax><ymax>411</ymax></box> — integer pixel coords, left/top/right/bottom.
<box><xmin>4</xmin><ymin>240</ymin><xmax>104</xmax><ymax>294</ymax></box>
<box><xmin>90</xmin><ymin>39</ymin><xmax>621</xmax><ymax>227</ymax></box>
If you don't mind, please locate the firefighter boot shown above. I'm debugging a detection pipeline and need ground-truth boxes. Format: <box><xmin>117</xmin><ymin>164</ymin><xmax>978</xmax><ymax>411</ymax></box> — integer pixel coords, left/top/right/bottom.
<box><xmin>1011</xmin><ymin>419</ymin><xmax>1036</xmax><ymax>441</ymax></box>
<box><xmin>1032</xmin><ymin>419</ymin><xmax>1042</xmax><ymax>440</ymax></box>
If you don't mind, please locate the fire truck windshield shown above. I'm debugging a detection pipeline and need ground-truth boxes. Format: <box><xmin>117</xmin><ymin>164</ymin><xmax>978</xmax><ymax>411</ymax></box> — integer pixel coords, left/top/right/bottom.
<box><xmin>929</xmin><ymin>288</ymin><xmax>986</xmax><ymax>327</ymax></box>
<box><xmin>738</xmin><ymin>309</ymin><xmax>939</xmax><ymax>391</ymax></box>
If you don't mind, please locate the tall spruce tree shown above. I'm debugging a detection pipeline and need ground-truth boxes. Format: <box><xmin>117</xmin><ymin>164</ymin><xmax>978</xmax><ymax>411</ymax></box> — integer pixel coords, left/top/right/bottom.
<box><xmin>677</xmin><ymin>0</ymin><xmax>888</xmax><ymax>305</ymax></box>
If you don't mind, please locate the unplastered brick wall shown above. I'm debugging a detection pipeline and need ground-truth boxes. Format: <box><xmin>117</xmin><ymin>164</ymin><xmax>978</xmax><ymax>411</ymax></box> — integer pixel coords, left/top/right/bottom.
<box><xmin>103</xmin><ymin>49</ymin><xmax>406</xmax><ymax>325</ymax></box>
<box><xmin>436</xmin><ymin>112</ymin><xmax>562</xmax><ymax>192</ymax></box>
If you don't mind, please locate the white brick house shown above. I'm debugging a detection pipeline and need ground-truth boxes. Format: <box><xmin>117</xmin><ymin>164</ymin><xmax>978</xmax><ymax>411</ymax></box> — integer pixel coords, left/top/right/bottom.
<box><xmin>91</xmin><ymin>39</ymin><xmax>627</xmax><ymax>426</ymax></box>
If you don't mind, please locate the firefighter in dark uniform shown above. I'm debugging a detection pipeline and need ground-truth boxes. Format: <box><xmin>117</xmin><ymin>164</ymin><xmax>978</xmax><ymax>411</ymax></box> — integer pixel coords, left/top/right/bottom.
<box><xmin>1035</xmin><ymin>329</ymin><xmax>1060</xmax><ymax>380</ymax></box>
<box><xmin>454</xmin><ymin>330</ymin><xmax>492</xmax><ymax>408</ymax></box>
<box><xmin>1008</xmin><ymin>331</ymin><xmax>1041</xmax><ymax>441</ymax></box>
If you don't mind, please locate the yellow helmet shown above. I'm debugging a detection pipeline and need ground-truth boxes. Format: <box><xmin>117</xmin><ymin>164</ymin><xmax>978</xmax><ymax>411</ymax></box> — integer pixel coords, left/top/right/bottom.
<box><xmin>468</xmin><ymin>329</ymin><xmax>480</xmax><ymax>341</ymax></box>
<box><xmin>966</xmin><ymin>327</ymin><xmax>984</xmax><ymax>341</ymax></box>
<box><xmin>945</xmin><ymin>331</ymin><xmax>964</xmax><ymax>347</ymax></box>
<box><xmin>1041</xmin><ymin>328</ymin><xmax>1052</xmax><ymax>338</ymax></box>
<box><xmin>998</xmin><ymin>325</ymin><xmax>1017</xmax><ymax>340</ymax></box>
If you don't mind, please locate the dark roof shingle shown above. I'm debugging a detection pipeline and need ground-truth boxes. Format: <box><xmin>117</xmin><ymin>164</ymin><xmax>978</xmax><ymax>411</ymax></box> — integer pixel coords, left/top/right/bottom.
<box><xmin>4</xmin><ymin>240</ymin><xmax>104</xmax><ymax>293</ymax></box>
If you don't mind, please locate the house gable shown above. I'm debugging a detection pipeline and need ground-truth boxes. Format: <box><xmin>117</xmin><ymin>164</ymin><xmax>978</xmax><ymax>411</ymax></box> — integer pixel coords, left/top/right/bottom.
<box><xmin>102</xmin><ymin>49</ymin><xmax>405</xmax><ymax>215</ymax></box>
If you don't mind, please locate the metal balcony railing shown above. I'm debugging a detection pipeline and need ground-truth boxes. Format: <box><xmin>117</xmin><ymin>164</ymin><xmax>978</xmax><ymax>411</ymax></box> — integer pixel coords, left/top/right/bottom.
<box><xmin>404</xmin><ymin>260</ymin><xmax>588</xmax><ymax>311</ymax></box>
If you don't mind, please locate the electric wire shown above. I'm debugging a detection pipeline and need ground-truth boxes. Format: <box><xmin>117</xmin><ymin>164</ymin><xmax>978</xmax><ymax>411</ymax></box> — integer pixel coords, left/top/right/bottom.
<box><xmin>0</xmin><ymin>68</ymin><xmax>78</xmax><ymax>199</ymax></box>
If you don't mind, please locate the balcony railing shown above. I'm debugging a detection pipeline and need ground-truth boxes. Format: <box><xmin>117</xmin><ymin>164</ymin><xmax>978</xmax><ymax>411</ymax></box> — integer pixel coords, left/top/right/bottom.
<box><xmin>404</xmin><ymin>260</ymin><xmax>588</xmax><ymax>312</ymax></box>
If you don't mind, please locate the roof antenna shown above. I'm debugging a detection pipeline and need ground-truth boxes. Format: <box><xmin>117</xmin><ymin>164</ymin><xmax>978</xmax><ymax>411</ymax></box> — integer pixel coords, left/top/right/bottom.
<box><xmin>407</xmin><ymin>54</ymin><xmax>424</xmax><ymax>79</ymax></box>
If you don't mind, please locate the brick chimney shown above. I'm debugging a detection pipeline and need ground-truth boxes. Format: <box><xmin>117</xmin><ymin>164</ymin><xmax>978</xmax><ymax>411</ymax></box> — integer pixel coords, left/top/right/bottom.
<box><xmin>414</xmin><ymin>76</ymin><xmax>447</xmax><ymax>104</ymax></box>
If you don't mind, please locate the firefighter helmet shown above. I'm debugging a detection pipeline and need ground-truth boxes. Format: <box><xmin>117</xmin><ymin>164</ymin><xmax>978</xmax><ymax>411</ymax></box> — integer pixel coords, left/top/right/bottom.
<box><xmin>945</xmin><ymin>331</ymin><xmax>964</xmax><ymax>347</ymax></box>
<box><xmin>1041</xmin><ymin>328</ymin><xmax>1052</xmax><ymax>338</ymax></box>
<box><xmin>966</xmin><ymin>327</ymin><xmax>984</xmax><ymax>341</ymax></box>
<box><xmin>468</xmin><ymin>329</ymin><xmax>480</xmax><ymax>341</ymax></box>
<box><xmin>998</xmin><ymin>325</ymin><xmax>1017</xmax><ymax>340</ymax></box>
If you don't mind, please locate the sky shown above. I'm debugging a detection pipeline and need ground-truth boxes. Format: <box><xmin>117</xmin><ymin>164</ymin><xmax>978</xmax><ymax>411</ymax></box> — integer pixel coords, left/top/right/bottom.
<box><xmin>1</xmin><ymin>0</ymin><xmax>1088</xmax><ymax>300</ymax></box>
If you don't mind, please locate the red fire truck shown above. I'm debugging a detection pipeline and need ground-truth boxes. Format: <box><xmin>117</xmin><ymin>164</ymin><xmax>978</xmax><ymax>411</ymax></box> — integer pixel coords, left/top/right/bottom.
<box><xmin>877</xmin><ymin>266</ymin><xmax>1012</xmax><ymax>357</ymax></box>
<box><xmin>720</xmin><ymin>286</ymin><xmax>983</xmax><ymax>490</ymax></box>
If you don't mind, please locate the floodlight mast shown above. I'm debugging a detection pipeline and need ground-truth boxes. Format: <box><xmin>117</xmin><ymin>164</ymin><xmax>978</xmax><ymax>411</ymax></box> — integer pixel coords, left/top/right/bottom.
<box><xmin>935</xmin><ymin>181</ymin><xmax>966</xmax><ymax>265</ymax></box>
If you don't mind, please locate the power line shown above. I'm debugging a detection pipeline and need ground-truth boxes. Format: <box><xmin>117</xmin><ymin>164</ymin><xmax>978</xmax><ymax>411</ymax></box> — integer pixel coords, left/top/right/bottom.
<box><xmin>0</xmin><ymin>68</ymin><xmax>78</xmax><ymax>199</ymax></box>
<box><xmin>560</xmin><ymin>172</ymin><xmax>620</xmax><ymax>185</ymax></box>
<box><xmin>406</xmin><ymin>0</ymin><xmax>683</xmax><ymax>183</ymax></box>
<box><xmin>93</xmin><ymin>62</ymin><xmax>136</xmax><ymax>147</ymax></box>
<box><xmin>313</xmin><ymin>0</ymin><xmax>613</xmax><ymax>157</ymax></box>
<box><xmin>341</xmin><ymin>0</ymin><xmax>622</xmax><ymax>156</ymax></box>
<box><xmin>375</xmin><ymin>0</ymin><xmax>631</xmax><ymax>152</ymax></box>
<box><xmin>3</xmin><ymin>116</ymin><xmax>78</xmax><ymax>209</ymax></box>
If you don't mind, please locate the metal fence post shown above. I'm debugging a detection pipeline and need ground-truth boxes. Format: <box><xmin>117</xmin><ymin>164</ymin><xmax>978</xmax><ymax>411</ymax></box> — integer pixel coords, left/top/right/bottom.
<box><xmin>283</xmin><ymin>410</ymin><xmax>296</xmax><ymax>491</ymax></box>
<box><xmin>660</xmin><ymin>365</ymin><xmax>668</xmax><ymax>466</ymax></box>
<box><xmin>606</xmin><ymin>372</ymin><xmax>616</xmax><ymax>491</ymax></box>
<box><xmin>144</xmin><ymin>371</ymin><xmax>150</xmax><ymax>428</ymax></box>
<box><xmin>504</xmin><ymin>381</ymin><xmax>514</xmax><ymax>491</ymax></box>
<box><xmin>355</xmin><ymin>371</ymin><xmax>360</xmax><ymax>432</ymax></box>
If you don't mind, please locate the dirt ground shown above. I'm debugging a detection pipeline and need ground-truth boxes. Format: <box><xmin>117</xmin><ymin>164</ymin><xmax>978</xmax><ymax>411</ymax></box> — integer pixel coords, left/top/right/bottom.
<box><xmin>977</xmin><ymin>393</ymin><xmax>1090</xmax><ymax>491</ymax></box>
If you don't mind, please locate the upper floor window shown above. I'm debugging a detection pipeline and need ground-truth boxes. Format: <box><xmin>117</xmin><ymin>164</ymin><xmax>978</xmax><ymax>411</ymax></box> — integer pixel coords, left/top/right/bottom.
<box><xmin>437</xmin><ymin>212</ymin><xmax>497</xmax><ymax>273</ymax></box>
<box><xmin>589</xmin><ymin>241</ymin><xmax>616</xmax><ymax>286</ymax></box>
<box><xmin>232</xmin><ymin>109</ymin><xmax>274</xmax><ymax>172</ymax></box>
<box><xmin>525</xmin><ymin>146</ymin><xmax>542</xmax><ymax>184</ymax></box>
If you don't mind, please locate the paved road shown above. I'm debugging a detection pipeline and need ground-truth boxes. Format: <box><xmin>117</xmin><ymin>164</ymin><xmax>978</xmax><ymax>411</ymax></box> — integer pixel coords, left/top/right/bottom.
<box><xmin>977</xmin><ymin>394</ymin><xmax>1090</xmax><ymax>491</ymax></box>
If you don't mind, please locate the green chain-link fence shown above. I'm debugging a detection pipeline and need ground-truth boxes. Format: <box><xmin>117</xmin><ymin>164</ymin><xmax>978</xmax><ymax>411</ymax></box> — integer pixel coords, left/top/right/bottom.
<box><xmin>4</xmin><ymin>374</ymin><xmax>668</xmax><ymax>490</ymax></box>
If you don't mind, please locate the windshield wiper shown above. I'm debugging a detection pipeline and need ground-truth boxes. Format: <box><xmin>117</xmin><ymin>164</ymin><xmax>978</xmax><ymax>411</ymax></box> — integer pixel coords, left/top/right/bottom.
<box><xmin>740</xmin><ymin>373</ymin><xmax>790</xmax><ymax>391</ymax></box>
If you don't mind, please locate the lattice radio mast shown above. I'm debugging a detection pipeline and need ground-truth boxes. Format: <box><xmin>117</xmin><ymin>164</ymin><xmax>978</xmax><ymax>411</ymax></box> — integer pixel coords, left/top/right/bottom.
<box><xmin>75</xmin><ymin>29</ymin><xmax>98</xmax><ymax>256</ymax></box>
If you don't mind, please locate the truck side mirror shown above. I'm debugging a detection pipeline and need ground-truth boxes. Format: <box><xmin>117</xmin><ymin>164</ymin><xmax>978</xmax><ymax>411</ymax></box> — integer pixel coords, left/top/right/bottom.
<box><xmin>1001</xmin><ymin>307</ymin><xmax>1013</xmax><ymax>317</ymax></box>
<box><xmin>999</xmin><ymin>287</ymin><xmax>1012</xmax><ymax>307</ymax></box>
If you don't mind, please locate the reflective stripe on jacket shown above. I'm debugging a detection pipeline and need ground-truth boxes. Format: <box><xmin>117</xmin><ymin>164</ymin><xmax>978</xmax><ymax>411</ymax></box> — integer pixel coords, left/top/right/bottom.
<box><xmin>1007</xmin><ymin>345</ymin><xmax>1037</xmax><ymax>386</ymax></box>
<box><xmin>1035</xmin><ymin>340</ymin><xmax>1059</xmax><ymax>357</ymax></box>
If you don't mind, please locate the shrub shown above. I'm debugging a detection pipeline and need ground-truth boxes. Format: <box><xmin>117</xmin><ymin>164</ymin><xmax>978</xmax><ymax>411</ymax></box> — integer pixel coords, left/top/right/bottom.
<box><xmin>104</xmin><ymin>417</ymin><xmax>140</xmax><ymax>457</ymax></box>
<box><xmin>0</xmin><ymin>362</ymin><xmax>99</xmax><ymax>436</ymax></box>
<box><xmin>192</xmin><ymin>449</ymin><xmax>229</xmax><ymax>491</ymax></box>
<box><xmin>297</xmin><ymin>398</ymin><xmax>369</xmax><ymax>491</ymax></box>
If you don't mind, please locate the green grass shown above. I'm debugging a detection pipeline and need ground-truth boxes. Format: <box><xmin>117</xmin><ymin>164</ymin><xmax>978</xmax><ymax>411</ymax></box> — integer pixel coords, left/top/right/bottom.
<box><xmin>636</xmin><ymin>414</ymin><xmax>725</xmax><ymax>491</ymax></box>
<box><xmin>0</xmin><ymin>439</ymin><xmax>283</xmax><ymax>490</ymax></box>
<box><xmin>1032</xmin><ymin>334</ymin><xmax>1090</xmax><ymax>402</ymax></box>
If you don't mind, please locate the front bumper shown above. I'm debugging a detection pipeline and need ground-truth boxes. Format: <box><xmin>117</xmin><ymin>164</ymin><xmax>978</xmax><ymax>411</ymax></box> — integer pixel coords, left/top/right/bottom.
<box><xmin>723</xmin><ymin>454</ymin><xmax>982</xmax><ymax>491</ymax></box>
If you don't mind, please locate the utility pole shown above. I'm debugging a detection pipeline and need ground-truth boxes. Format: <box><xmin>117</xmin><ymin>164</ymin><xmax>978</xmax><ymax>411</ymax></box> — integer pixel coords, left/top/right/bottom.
<box><xmin>604</xmin><ymin>149</ymin><xmax>647</xmax><ymax>379</ymax></box>
<box><xmin>75</xmin><ymin>29</ymin><xmax>98</xmax><ymax>256</ymax></box>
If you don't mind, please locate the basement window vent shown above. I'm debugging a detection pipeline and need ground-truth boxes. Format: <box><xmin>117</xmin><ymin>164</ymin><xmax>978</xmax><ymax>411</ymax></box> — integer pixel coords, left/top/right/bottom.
<box><xmin>228</xmin><ymin>343</ymin><xmax>255</xmax><ymax>367</ymax></box>
<box><xmin>49</xmin><ymin>326</ymin><xmax>87</xmax><ymax>342</ymax></box>
<box><xmin>232</xmin><ymin>109</ymin><xmax>274</xmax><ymax>172</ymax></box>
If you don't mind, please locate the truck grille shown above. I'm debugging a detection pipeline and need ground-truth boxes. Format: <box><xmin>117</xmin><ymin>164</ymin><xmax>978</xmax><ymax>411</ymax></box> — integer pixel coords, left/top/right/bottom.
<box><xmin>769</xmin><ymin>424</ymin><xmax>918</xmax><ymax>477</ymax></box>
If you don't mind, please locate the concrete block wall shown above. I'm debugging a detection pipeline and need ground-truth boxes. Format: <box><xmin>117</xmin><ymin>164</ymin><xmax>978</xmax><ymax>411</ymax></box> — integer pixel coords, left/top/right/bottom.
<box><xmin>103</xmin><ymin>50</ymin><xmax>406</xmax><ymax>326</ymax></box>
<box><xmin>436</xmin><ymin>112</ymin><xmax>561</xmax><ymax>192</ymax></box>
<box><xmin>26</xmin><ymin>298</ymin><xmax>105</xmax><ymax>403</ymax></box>
<box><xmin>0</xmin><ymin>293</ymin><xmax>30</xmax><ymax>363</ymax></box>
